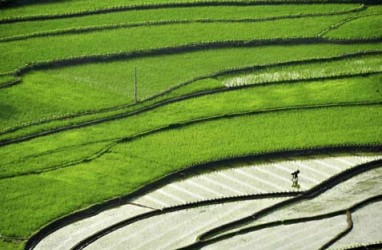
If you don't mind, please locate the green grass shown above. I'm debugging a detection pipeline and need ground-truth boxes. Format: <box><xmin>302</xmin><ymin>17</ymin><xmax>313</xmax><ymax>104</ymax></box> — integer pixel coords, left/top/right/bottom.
<box><xmin>0</xmin><ymin>0</ymin><xmax>189</xmax><ymax>19</ymax></box>
<box><xmin>221</xmin><ymin>53</ymin><xmax>382</xmax><ymax>87</ymax></box>
<box><xmin>0</xmin><ymin>141</ymin><xmax>112</xmax><ymax>179</ymax></box>
<box><xmin>0</xmin><ymin>74</ymin><xmax>15</xmax><ymax>86</ymax></box>
<box><xmin>1</xmin><ymin>74</ymin><xmax>381</xmax><ymax>179</ymax></box>
<box><xmin>0</xmin><ymin>0</ymin><xmax>355</xmax><ymax>20</ymax></box>
<box><xmin>1</xmin><ymin>104</ymin><xmax>381</xmax><ymax>237</ymax></box>
<box><xmin>0</xmin><ymin>14</ymin><xmax>353</xmax><ymax>73</ymax></box>
<box><xmin>325</xmin><ymin>14</ymin><xmax>382</xmax><ymax>39</ymax></box>
<box><xmin>2</xmin><ymin>43</ymin><xmax>381</xmax><ymax>133</ymax></box>
<box><xmin>1</xmin><ymin>2</ymin><xmax>381</xmax><ymax>247</ymax></box>
<box><xmin>119</xmin><ymin>105</ymin><xmax>382</xmax><ymax>170</ymax></box>
<box><xmin>0</xmin><ymin>4</ymin><xmax>360</xmax><ymax>39</ymax></box>
<box><xmin>0</xmin><ymin>240</ymin><xmax>23</xmax><ymax>250</ymax></box>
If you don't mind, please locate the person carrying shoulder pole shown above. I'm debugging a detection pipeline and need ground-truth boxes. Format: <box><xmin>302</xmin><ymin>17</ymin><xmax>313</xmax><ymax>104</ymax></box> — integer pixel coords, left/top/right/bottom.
<box><xmin>291</xmin><ymin>170</ymin><xmax>300</xmax><ymax>189</ymax></box>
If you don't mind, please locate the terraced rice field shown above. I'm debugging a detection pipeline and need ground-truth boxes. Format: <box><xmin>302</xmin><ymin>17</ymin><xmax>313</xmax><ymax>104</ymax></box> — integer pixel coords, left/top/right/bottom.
<box><xmin>331</xmin><ymin>201</ymin><xmax>382</xmax><ymax>249</ymax></box>
<box><xmin>0</xmin><ymin>0</ymin><xmax>381</xmax><ymax>249</ymax></box>
<box><xmin>30</xmin><ymin>154</ymin><xmax>382</xmax><ymax>250</ymax></box>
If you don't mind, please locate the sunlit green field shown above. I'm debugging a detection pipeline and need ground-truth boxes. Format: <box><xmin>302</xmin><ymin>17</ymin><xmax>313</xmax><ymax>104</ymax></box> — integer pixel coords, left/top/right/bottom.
<box><xmin>0</xmin><ymin>0</ymin><xmax>381</xmax><ymax>249</ymax></box>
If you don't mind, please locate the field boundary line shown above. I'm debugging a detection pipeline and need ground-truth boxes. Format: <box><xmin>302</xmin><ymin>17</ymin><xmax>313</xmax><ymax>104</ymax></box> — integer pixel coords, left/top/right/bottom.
<box><xmin>9</xmin><ymin>38</ymin><xmax>382</xmax><ymax>79</ymax></box>
<box><xmin>2</xmin><ymin>138</ymin><xmax>115</xmax><ymax>168</ymax></box>
<box><xmin>179</xmin><ymin>195</ymin><xmax>382</xmax><ymax>249</ymax></box>
<box><xmin>0</xmin><ymin>77</ymin><xmax>21</xmax><ymax>88</ymax></box>
<box><xmin>0</xmin><ymin>71</ymin><xmax>14</xmax><ymax>76</ymax></box>
<box><xmin>69</xmin><ymin>192</ymin><xmax>300</xmax><ymax>250</ymax></box>
<box><xmin>0</xmin><ymin>93</ymin><xmax>381</xmax><ymax>148</ymax></box>
<box><xmin>72</xmin><ymin>159</ymin><xmax>382</xmax><ymax>250</ymax></box>
<box><xmin>0</xmin><ymin>4</ymin><xmax>367</xmax><ymax>43</ymax></box>
<box><xmin>0</xmin><ymin>235</ymin><xmax>28</xmax><ymax>243</ymax></box>
<box><xmin>182</xmin><ymin>159</ymin><xmax>382</xmax><ymax>248</ymax></box>
<box><xmin>337</xmin><ymin>241</ymin><xmax>382</xmax><ymax>250</ymax></box>
<box><xmin>318</xmin><ymin>13</ymin><xmax>382</xmax><ymax>37</ymax></box>
<box><xmin>0</xmin><ymin>142</ymin><xmax>118</xmax><ymax>181</ymax></box>
<box><xmin>2</xmin><ymin>70</ymin><xmax>381</xmax><ymax>140</ymax></box>
<box><xmin>0</xmin><ymin>93</ymin><xmax>381</xmax><ymax>149</ymax></box>
<box><xmin>3</xmin><ymin>101</ymin><xmax>381</xmax><ymax>180</ymax></box>
<box><xmin>1</xmin><ymin>49</ymin><xmax>381</xmax><ymax>140</ymax></box>
<box><xmin>318</xmin><ymin>15</ymin><xmax>360</xmax><ymax>37</ymax></box>
<box><xmin>318</xmin><ymin>211</ymin><xmax>353</xmax><ymax>250</ymax></box>
<box><xmin>0</xmin><ymin>1</ymin><xmax>374</xmax><ymax>24</ymax></box>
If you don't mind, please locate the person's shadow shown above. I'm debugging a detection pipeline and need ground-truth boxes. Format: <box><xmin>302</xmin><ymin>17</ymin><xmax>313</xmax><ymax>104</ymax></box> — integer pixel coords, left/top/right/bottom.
<box><xmin>291</xmin><ymin>180</ymin><xmax>300</xmax><ymax>189</ymax></box>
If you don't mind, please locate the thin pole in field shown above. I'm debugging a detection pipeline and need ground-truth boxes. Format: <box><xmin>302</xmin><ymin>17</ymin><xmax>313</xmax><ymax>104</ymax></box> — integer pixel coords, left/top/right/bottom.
<box><xmin>134</xmin><ymin>66</ymin><xmax>138</xmax><ymax>103</ymax></box>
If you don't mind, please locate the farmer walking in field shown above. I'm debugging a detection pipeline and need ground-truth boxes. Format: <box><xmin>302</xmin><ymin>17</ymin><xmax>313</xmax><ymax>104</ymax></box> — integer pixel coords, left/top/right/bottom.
<box><xmin>291</xmin><ymin>170</ymin><xmax>300</xmax><ymax>189</ymax></box>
